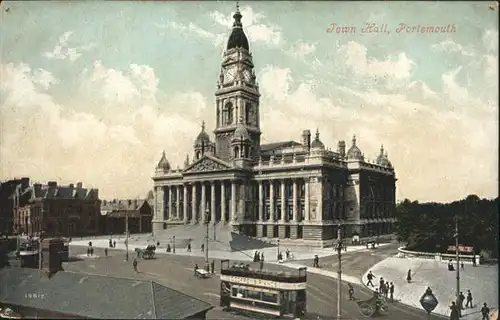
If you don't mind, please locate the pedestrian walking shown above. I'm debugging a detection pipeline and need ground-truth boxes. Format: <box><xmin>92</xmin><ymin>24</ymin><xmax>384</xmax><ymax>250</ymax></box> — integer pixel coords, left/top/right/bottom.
<box><xmin>348</xmin><ymin>283</ymin><xmax>355</xmax><ymax>301</ymax></box>
<box><xmin>210</xmin><ymin>260</ymin><xmax>215</xmax><ymax>274</ymax></box>
<box><xmin>187</xmin><ymin>243</ymin><xmax>191</xmax><ymax>252</ymax></box>
<box><xmin>389</xmin><ymin>282</ymin><xmax>394</xmax><ymax>302</ymax></box>
<box><xmin>366</xmin><ymin>271</ymin><xmax>375</xmax><ymax>287</ymax></box>
<box><xmin>104</xmin><ymin>248</ymin><xmax>108</xmax><ymax>257</ymax></box>
<box><xmin>259</xmin><ymin>259</ymin><xmax>264</xmax><ymax>271</ymax></box>
<box><xmin>379</xmin><ymin>277</ymin><xmax>385</xmax><ymax>292</ymax></box>
<box><xmin>384</xmin><ymin>282</ymin><xmax>389</xmax><ymax>298</ymax></box>
<box><xmin>406</xmin><ymin>269</ymin><xmax>412</xmax><ymax>283</ymax></box>
<box><xmin>133</xmin><ymin>258</ymin><xmax>138</xmax><ymax>272</ymax></box>
<box><xmin>465</xmin><ymin>290</ymin><xmax>473</xmax><ymax>308</ymax></box>
<box><xmin>113</xmin><ymin>240</ymin><xmax>116</xmax><ymax>248</ymax></box>
<box><xmin>194</xmin><ymin>264</ymin><xmax>198</xmax><ymax>276</ymax></box>
<box><xmin>472</xmin><ymin>256</ymin><xmax>477</xmax><ymax>267</ymax></box>
<box><xmin>313</xmin><ymin>255</ymin><xmax>319</xmax><ymax>268</ymax></box>
<box><xmin>450</xmin><ymin>301</ymin><xmax>459</xmax><ymax>320</ymax></box>
<box><xmin>459</xmin><ymin>292</ymin><xmax>465</xmax><ymax>310</ymax></box>
<box><xmin>260</xmin><ymin>252</ymin><xmax>264</xmax><ymax>262</ymax></box>
<box><xmin>461</xmin><ymin>262</ymin><xmax>464</xmax><ymax>270</ymax></box>
<box><xmin>201</xmin><ymin>243</ymin><xmax>204</xmax><ymax>252</ymax></box>
<box><xmin>481</xmin><ymin>302</ymin><xmax>490</xmax><ymax>320</ymax></box>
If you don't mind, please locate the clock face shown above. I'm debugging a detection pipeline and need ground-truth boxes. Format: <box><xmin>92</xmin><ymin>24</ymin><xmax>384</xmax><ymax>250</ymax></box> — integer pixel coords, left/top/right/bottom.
<box><xmin>243</xmin><ymin>69</ymin><xmax>252</xmax><ymax>82</ymax></box>
<box><xmin>224</xmin><ymin>66</ymin><xmax>236</xmax><ymax>83</ymax></box>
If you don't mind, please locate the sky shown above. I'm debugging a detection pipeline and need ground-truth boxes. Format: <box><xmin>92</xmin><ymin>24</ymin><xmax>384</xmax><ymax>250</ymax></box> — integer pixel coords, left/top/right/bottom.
<box><xmin>0</xmin><ymin>1</ymin><xmax>498</xmax><ymax>202</ymax></box>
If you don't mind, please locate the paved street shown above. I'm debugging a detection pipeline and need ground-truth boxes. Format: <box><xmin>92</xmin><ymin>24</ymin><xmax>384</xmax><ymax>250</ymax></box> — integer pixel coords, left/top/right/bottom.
<box><xmin>67</xmin><ymin>245</ymin><xmax>439</xmax><ymax>319</ymax></box>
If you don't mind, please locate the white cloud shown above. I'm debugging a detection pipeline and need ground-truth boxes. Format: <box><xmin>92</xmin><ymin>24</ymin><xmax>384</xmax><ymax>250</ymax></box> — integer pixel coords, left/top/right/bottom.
<box><xmin>431</xmin><ymin>39</ymin><xmax>474</xmax><ymax>56</ymax></box>
<box><xmin>338</xmin><ymin>41</ymin><xmax>415</xmax><ymax>81</ymax></box>
<box><xmin>483</xmin><ymin>54</ymin><xmax>499</xmax><ymax>79</ymax></box>
<box><xmin>257</xmin><ymin>64</ymin><xmax>497</xmax><ymax>202</ymax></box>
<box><xmin>157</xmin><ymin>21</ymin><xmax>225</xmax><ymax>47</ymax></box>
<box><xmin>482</xmin><ymin>29</ymin><xmax>498</xmax><ymax>53</ymax></box>
<box><xmin>285</xmin><ymin>40</ymin><xmax>316</xmax><ymax>60</ymax></box>
<box><xmin>0</xmin><ymin>62</ymin><xmax>204</xmax><ymax>199</ymax></box>
<box><xmin>42</xmin><ymin>31</ymin><xmax>94</xmax><ymax>62</ymax></box>
<box><xmin>33</xmin><ymin>69</ymin><xmax>59</xmax><ymax>90</ymax></box>
<box><xmin>441</xmin><ymin>67</ymin><xmax>469</xmax><ymax>103</ymax></box>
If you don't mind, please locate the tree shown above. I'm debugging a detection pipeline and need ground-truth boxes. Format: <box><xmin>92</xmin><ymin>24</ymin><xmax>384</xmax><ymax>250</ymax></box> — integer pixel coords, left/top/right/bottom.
<box><xmin>394</xmin><ymin>195</ymin><xmax>498</xmax><ymax>257</ymax></box>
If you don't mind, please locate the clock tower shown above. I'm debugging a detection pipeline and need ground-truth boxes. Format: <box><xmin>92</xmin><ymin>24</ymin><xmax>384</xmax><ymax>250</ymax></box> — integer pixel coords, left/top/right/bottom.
<box><xmin>214</xmin><ymin>3</ymin><xmax>261</xmax><ymax>163</ymax></box>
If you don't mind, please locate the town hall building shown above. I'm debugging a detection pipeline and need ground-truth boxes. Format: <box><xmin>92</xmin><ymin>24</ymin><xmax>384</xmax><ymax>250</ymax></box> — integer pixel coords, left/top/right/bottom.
<box><xmin>152</xmin><ymin>5</ymin><xmax>397</xmax><ymax>246</ymax></box>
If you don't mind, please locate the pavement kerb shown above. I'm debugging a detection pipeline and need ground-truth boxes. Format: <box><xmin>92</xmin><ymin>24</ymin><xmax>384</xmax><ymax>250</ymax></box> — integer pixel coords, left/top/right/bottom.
<box><xmin>361</xmin><ymin>258</ymin><xmax>448</xmax><ymax>320</ymax></box>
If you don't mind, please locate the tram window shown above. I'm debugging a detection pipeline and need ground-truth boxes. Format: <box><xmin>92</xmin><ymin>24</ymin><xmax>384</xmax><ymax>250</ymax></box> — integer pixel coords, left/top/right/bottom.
<box><xmin>262</xmin><ymin>292</ymin><xmax>278</xmax><ymax>304</ymax></box>
<box><xmin>246</xmin><ymin>289</ymin><xmax>262</xmax><ymax>300</ymax></box>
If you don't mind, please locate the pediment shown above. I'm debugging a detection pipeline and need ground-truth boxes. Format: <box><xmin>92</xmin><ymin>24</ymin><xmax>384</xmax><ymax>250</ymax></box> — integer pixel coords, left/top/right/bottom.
<box><xmin>184</xmin><ymin>155</ymin><xmax>231</xmax><ymax>174</ymax></box>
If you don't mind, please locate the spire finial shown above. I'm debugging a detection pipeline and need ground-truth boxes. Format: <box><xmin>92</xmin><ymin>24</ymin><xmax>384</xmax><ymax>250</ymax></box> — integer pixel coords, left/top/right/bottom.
<box><xmin>201</xmin><ymin>120</ymin><xmax>205</xmax><ymax>131</ymax></box>
<box><xmin>233</xmin><ymin>1</ymin><xmax>242</xmax><ymax>27</ymax></box>
<box><xmin>315</xmin><ymin>128</ymin><xmax>320</xmax><ymax>138</ymax></box>
<box><xmin>352</xmin><ymin>134</ymin><xmax>357</xmax><ymax>146</ymax></box>
<box><xmin>162</xmin><ymin>150</ymin><xmax>166</xmax><ymax>156</ymax></box>
<box><xmin>380</xmin><ymin>144</ymin><xmax>384</xmax><ymax>154</ymax></box>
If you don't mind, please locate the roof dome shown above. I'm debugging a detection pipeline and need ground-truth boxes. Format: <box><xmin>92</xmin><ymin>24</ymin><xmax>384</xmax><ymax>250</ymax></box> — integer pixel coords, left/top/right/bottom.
<box><xmin>195</xmin><ymin>121</ymin><xmax>211</xmax><ymax>146</ymax></box>
<box><xmin>347</xmin><ymin>134</ymin><xmax>364</xmax><ymax>160</ymax></box>
<box><xmin>226</xmin><ymin>4</ymin><xmax>249</xmax><ymax>50</ymax></box>
<box><xmin>156</xmin><ymin>151</ymin><xmax>171</xmax><ymax>171</ymax></box>
<box><xmin>376</xmin><ymin>145</ymin><xmax>390</xmax><ymax>166</ymax></box>
<box><xmin>311</xmin><ymin>129</ymin><xmax>325</xmax><ymax>149</ymax></box>
<box><xmin>232</xmin><ymin>116</ymin><xmax>250</xmax><ymax>141</ymax></box>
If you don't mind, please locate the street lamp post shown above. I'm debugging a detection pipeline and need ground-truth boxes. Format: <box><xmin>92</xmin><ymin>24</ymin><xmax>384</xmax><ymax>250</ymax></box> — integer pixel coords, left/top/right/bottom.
<box><xmin>172</xmin><ymin>236</ymin><xmax>176</xmax><ymax>254</ymax></box>
<box><xmin>420</xmin><ymin>287</ymin><xmax>439</xmax><ymax>320</ymax></box>
<box><xmin>205</xmin><ymin>207</ymin><xmax>210</xmax><ymax>272</ymax></box>
<box><xmin>335</xmin><ymin>223</ymin><xmax>343</xmax><ymax>320</ymax></box>
<box><xmin>277</xmin><ymin>239</ymin><xmax>280</xmax><ymax>261</ymax></box>
<box><xmin>454</xmin><ymin>216</ymin><xmax>460</xmax><ymax>317</ymax></box>
<box><xmin>125</xmin><ymin>213</ymin><xmax>129</xmax><ymax>261</ymax></box>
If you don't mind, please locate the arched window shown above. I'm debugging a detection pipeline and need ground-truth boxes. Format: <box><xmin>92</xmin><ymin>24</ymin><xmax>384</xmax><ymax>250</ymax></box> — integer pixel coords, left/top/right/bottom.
<box><xmin>245</xmin><ymin>103</ymin><xmax>252</xmax><ymax>125</ymax></box>
<box><xmin>225</xmin><ymin>102</ymin><xmax>234</xmax><ymax>125</ymax></box>
<box><xmin>196</xmin><ymin>151</ymin><xmax>201</xmax><ymax>159</ymax></box>
<box><xmin>234</xmin><ymin>146</ymin><xmax>239</xmax><ymax>159</ymax></box>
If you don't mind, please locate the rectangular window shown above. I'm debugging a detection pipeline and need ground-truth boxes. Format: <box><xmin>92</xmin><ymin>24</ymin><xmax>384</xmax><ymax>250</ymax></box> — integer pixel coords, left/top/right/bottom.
<box><xmin>262</xmin><ymin>292</ymin><xmax>278</xmax><ymax>304</ymax></box>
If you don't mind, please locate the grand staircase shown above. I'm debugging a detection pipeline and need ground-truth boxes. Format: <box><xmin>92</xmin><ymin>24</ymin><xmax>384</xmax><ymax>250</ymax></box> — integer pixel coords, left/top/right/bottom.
<box><xmin>154</xmin><ymin>223</ymin><xmax>275</xmax><ymax>252</ymax></box>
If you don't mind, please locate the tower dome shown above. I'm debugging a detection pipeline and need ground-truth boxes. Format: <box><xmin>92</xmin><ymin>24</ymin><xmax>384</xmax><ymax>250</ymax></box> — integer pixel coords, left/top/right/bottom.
<box><xmin>195</xmin><ymin>121</ymin><xmax>211</xmax><ymax>146</ymax></box>
<box><xmin>347</xmin><ymin>134</ymin><xmax>364</xmax><ymax>160</ymax></box>
<box><xmin>226</xmin><ymin>3</ymin><xmax>249</xmax><ymax>50</ymax></box>
<box><xmin>376</xmin><ymin>145</ymin><xmax>390</xmax><ymax>166</ymax></box>
<box><xmin>156</xmin><ymin>150</ymin><xmax>171</xmax><ymax>171</ymax></box>
<box><xmin>232</xmin><ymin>117</ymin><xmax>250</xmax><ymax>141</ymax></box>
<box><xmin>311</xmin><ymin>129</ymin><xmax>325</xmax><ymax>149</ymax></box>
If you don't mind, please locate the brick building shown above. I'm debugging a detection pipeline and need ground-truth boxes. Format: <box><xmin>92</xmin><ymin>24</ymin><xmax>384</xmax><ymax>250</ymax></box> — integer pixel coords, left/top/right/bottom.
<box><xmin>0</xmin><ymin>177</ymin><xmax>30</xmax><ymax>235</ymax></box>
<box><xmin>12</xmin><ymin>181</ymin><xmax>101</xmax><ymax>237</ymax></box>
<box><xmin>100</xmin><ymin>199</ymin><xmax>153</xmax><ymax>235</ymax></box>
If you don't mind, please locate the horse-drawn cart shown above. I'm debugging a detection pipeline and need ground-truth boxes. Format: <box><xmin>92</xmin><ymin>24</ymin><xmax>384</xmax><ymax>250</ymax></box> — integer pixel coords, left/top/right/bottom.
<box><xmin>134</xmin><ymin>245</ymin><xmax>156</xmax><ymax>259</ymax></box>
<box><xmin>356</xmin><ymin>296</ymin><xmax>389</xmax><ymax>317</ymax></box>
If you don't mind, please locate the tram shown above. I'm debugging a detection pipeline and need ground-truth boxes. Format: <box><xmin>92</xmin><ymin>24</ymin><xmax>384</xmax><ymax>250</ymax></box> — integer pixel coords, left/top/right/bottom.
<box><xmin>219</xmin><ymin>259</ymin><xmax>307</xmax><ymax>318</ymax></box>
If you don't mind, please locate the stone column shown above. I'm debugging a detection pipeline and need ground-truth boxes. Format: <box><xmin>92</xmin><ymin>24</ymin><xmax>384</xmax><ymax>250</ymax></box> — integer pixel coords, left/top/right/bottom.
<box><xmin>258</xmin><ymin>181</ymin><xmax>263</xmax><ymax>222</ymax></box>
<box><xmin>168</xmin><ymin>186</ymin><xmax>173</xmax><ymax>220</ymax></box>
<box><xmin>239</xmin><ymin>182</ymin><xmax>246</xmax><ymax>221</ymax></box>
<box><xmin>176</xmin><ymin>186</ymin><xmax>180</xmax><ymax>219</ymax></box>
<box><xmin>280</xmin><ymin>180</ymin><xmax>286</xmax><ymax>222</ymax></box>
<box><xmin>191</xmin><ymin>183</ymin><xmax>197</xmax><ymax>223</ymax></box>
<box><xmin>292</xmin><ymin>179</ymin><xmax>298</xmax><ymax>222</ymax></box>
<box><xmin>269</xmin><ymin>181</ymin><xmax>275</xmax><ymax>222</ymax></box>
<box><xmin>304</xmin><ymin>178</ymin><xmax>310</xmax><ymax>221</ymax></box>
<box><xmin>231</xmin><ymin>181</ymin><xmax>237</xmax><ymax>222</ymax></box>
<box><xmin>152</xmin><ymin>186</ymin><xmax>165</xmax><ymax>233</ymax></box>
<box><xmin>201</xmin><ymin>183</ymin><xmax>206</xmax><ymax>224</ymax></box>
<box><xmin>211</xmin><ymin>182</ymin><xmax>216</xmax><ymax>223</ymax></box>
<box><xmin>183</xmin><ymin>185</ymin><xmax>188</xmax><ymax>223</ymax></box>
<box><xmin>221</xmin><ymin>181</ymin><xmax>226</xmax><ymax>223</ymax></box>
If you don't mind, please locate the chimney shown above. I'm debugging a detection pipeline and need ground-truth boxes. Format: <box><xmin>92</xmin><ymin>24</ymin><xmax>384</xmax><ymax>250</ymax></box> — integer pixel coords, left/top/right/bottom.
<box><xmin>338</xmin><ymin>140</ymin><xmax>346</xmax><ymax>157</ymax></box>
<box><xmin>69</xmin><ymin>183</ymin><xmax>74</xmax><ymax>188</ymax></box>
<box><xmin>47</xmin><ymin>181</ymin><xmax>57</xmax><ymax>188</ymax></box>
<box><xmin>76</xmin><ymin>182</ymin><xmax>83</xmax><ymax>189</ymax></box>
<box><xmin>302</xmin><ymin>130</ymin><xmax>311</xmax><ymax>151</ymax></box>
